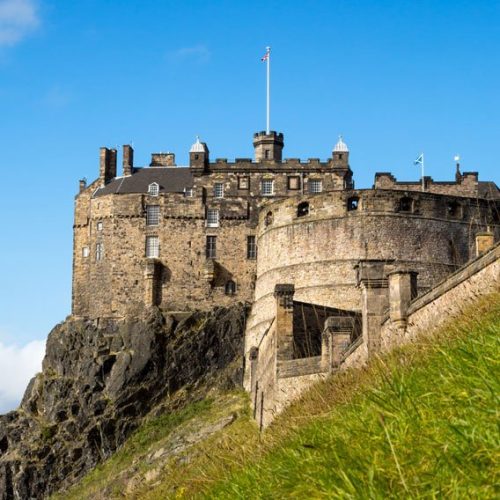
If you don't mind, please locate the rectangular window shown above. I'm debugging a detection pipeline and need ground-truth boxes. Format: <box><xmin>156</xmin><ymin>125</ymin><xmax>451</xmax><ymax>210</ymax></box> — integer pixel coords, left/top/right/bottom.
<box><xmin>247</xmin><ymin>235</ymin><xmax>257</xmax><ymax>259</ymax></box>
<box><xmin>184</xmin><ymin>187</ymin><xmax>193</xmax><ymax>197</ymax></box>
<box><xmin>95</xmin><ymin>243</ymin><xmax>103</xmax><ymax>261</ymax></box>
<box><xmin>146</xmin><ymin>205</ymin><xmax>160</xmax><ymax>226</ymax></box>
<box><xmin>146</xmin><ymin>236</ymin><xmax>159</xmax><ymax>258</ymax></box>
<box><xmin>96</xmin><ymin>221</ymin><xmax>103</xmax><ymax>231</ymax></box>
<box><xmin>206</xmin><ymin>208</ymin><xmax>219</xmax><ymax>227</ymax></box>
<box><xmin>261</xmin><ymin>179</ymin><xmax>274</xmax><ymax>196</ymax></box>
<box><xmin>213</xmin><ymin>183</ymin><xmax>224</xmax><ymax>198</ymax></box>
<box><xmin>238</xmin><ymin>176</ymin><xmax>249</xmax><ymax>190</ymax></box>
<box><xmin>206</xmin><ymin>235</ymin><xmax>217</xmax><ymax>259</ymax></box>
<box><xmin>82</xmin><ymin>246</ymin><xmax>89</xmax><ymax>258</ymax></box>
<box><xmin>308</xmin><ymin>179</ymin><xmax>323</xmax><ymax>193</ymax></box>
<box><xmin>287</xmin><ymin>176</ymin><xmax>301</xmax><ymax>190</ymax></box>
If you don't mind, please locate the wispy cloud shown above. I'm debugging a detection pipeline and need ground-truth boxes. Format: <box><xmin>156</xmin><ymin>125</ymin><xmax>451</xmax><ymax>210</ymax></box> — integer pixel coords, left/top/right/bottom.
<box><xmin>167</xmin><ymin>44</ymin><xmax>211</xmax><ymax>64</ymax></box>
<box><xmin>0</xmin><ymin>339</ymin><xmax>45</xmax><ymax>413</ymax></box>
<box><xmin>0</xmin><ymin>0</ymin><xmax>39</xmax><ymax>47</ymax></box>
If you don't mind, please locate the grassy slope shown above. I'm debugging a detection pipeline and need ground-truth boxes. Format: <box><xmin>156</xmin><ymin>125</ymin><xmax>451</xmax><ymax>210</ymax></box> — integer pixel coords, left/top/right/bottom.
<box><xmin>57</xmin><ymin>293</ymin><xmax>499</xmax><ymax>499</ymax></box>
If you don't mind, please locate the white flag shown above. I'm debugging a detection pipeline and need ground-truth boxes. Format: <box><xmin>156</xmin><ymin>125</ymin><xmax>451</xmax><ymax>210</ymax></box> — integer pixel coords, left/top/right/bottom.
<box><xmin>414</xmin><ymin>154</ymin><xmax>424</xmax><ymax>166</ymax></box>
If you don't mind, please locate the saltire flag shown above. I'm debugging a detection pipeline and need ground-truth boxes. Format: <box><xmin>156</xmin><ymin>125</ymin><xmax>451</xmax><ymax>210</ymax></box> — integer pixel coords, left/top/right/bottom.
<box><xmin>414</xmin><ymin>154</ymin><xmax>423</xmax><ymax>165</ymax></box>
<box><xmin>261</xmin><ymin>51</ymin><xmax>269</xmax><ymax>62</ymax></box>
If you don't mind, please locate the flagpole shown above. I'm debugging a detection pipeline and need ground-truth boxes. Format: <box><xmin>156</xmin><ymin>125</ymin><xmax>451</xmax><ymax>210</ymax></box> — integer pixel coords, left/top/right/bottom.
<box><xmin>421</xmin><ymin>153</ymin><xmax>425</xmax><ymax>191</ymax></box>
<box><xmin>266</xmin><ymin>46</ymin><xmax>270</xmax><ymax>134</ymax></box>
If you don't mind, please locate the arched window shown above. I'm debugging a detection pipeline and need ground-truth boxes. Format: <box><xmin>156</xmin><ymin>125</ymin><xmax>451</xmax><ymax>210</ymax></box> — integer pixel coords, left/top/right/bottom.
<box><xmin>399</xmin><ymin>196</ymin><xmax>413</xmax><ymax>212</ymax></box>
<box><xmin>148</xmin><ymin>182</ymin><xmax>159</xmax><ymax>196</ymax></box>
<box><xmin>264</xmin><ymin>211</ymin><xmax>273</xmax><ymax>226</ymax></box>
<box><xmin>225</xmin><ymin>280</ymin><xmax>236</xmax><ymax>295</ymax></box>
<box><xmin>297</xmin><ymin>201</ymin><xmax>309</xmax><ymax>217</ymax></box>
<box><xmin>347</xmin><ymin>197</ymin><xmax>359</xmax><ymax>211</ymax></box>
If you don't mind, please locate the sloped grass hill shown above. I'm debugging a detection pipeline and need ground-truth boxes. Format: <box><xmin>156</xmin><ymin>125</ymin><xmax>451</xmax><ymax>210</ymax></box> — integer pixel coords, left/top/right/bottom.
<box><xmin>57</xmin><ymin>293</ymin><xmax>499</xmax><ymax>499</ymax></box>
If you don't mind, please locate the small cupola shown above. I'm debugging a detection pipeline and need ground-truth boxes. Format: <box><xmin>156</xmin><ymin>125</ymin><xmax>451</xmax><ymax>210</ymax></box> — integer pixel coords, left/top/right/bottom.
<box><xmin>189</xmin><ymin>136</ymin><xmax>209</xmax><ymax>169</ymax></box>
<box><xmin>332</xmin><ymin>135</ymin><xmax>349</xmax><ymax>168</ymax></box>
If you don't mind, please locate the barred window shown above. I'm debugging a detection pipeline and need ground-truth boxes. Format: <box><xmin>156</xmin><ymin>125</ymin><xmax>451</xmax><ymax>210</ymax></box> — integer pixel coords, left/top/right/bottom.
<box><xmin>148</xmin><ymin>182</ymin><xmax>159</xmax><ymax>196</ymax></box>
<box><xmin>82</xmin><ymin>247</ymin><xmax>89</xmax><ymax>258</ymax></box>
<box><xmin>146</xmin><ymin>205</ymin><xmax>160</xmax><ymax>226</ymax></box>
<box><xmin>206</xmin><ymin>235</ymin><xmax>217</xmax><ymax>259</ymax></box>
<box><xmin>308</xmin><ymin>179</ymin><xmax>322</xmax><ymax>193</ymax></box>
<box><xmin>146</xmin><ymin>236</ymin><xmax>159</xmax><ymax>258</ymax></box>
<box><xmin>206</xmin><ymin>208</ymin><xmax>219</xmax><ymax>227</ymax></box>
<box><xmin>261</xmin><ymin>179</ymin><xmax>274</xmax><ymax>196</ymax></box>
<box><xmin>247</xmin><ymin>235</ymin><xmax>257</xmax><ymax>259</ymax></box>
<box><xmin>213</xmin><ymin>183</ymin><xmax>224</xmax><ymax>198</ymax></box>
<box><xmin>96</xmin><ymin>243</ymin><xmax>104</xmax><ymax>261</ymax></box>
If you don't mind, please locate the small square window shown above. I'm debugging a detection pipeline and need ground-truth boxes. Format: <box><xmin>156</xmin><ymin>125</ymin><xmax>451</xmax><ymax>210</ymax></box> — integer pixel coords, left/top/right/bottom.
<box><xmin>206</xmin><ymin>208</ymin><xmax>219</xmax><ymax>227</ymax></box>
<box><xmin>308</xmin><ymin>179</ymin><xmax>322</xmax><ymax>194</ymax></box>
<box><xmin>146</xmin><ymin>205</ymin><xmax>160</xmax><ymax>226</ymax></box>
<box><xmin>288</xmin><ymin>176</ymin><xmax>301</xmax><ymax>190</ymax></box>
<box><xmin>184</xmin><ymin>188</ymin><xmax>194</xmax><ymax>197</ymax></box>
<box><xmin>238</xmin><ymin>177</ymin><xmax>250</xmax><ymax>190</ymax></box>
<box><xmin>96</xmin><ymin>221</ymin><xmax>103</xmax><ymax>231</ymax></box>
<box><xmin>146</xmin><ymin>236</ymin><xmax>159</xmax><ymax>258</ymax></box>
<box><xmin>82</xmin><ymin>247</ymin><xmax>89</xmax><ymax>258</ymax></box>
<box><xmin>214</xmin><ymin>183</ymin><xmax>224</xmax><ymax>198</ymax></box>
<box><xmin>261</xmin><ymin>179</ymin><xmax>274</xmax><ymax>196</ymax></box>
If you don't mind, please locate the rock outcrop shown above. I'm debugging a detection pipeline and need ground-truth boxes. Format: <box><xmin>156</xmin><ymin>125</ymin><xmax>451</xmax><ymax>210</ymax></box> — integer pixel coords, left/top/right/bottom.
<box><xmin>0</xmin><ymin>304</ymin><xmax>247</xmax><ymax>499</ymax></box>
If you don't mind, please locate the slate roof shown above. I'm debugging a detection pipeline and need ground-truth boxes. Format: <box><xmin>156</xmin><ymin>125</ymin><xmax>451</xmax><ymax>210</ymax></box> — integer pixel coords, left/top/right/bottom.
<box><xmin>93</xmin><ymin>167</ymin><xmax>194</xmax><ymax>197</ymax></box>
<box><xmin>478</xmin><ymin>181</ymin><xmax>500</xmax><ymax>200</ymax></box>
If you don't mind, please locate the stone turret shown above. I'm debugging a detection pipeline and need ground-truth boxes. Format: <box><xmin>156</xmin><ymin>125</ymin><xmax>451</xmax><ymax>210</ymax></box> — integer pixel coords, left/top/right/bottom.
<box><xmin>331</xmin><ymin>136</ymin><xmax>349</xmax><ymax>169</ymax></box>
<box><xmin>189</xmin><ymin>136</ymin><xmax>209</xmax><ymax>170</ymax></box>
<box><xmin>253</xmin><ymin>131</ymin><xmax>284</xmax><ymax>162</ymax></box>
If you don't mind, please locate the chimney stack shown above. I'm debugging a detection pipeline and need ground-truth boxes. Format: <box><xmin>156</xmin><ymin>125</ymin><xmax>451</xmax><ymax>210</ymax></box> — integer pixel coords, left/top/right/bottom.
<box><xmin>99</xmin><ymin>147</ymin><xmax>117</xmax><ymax>185</ymax></box>
<box><xmin>123</xmin><ymin>145</ymin><xmax>134</xmax><ymax>176</ymax></box>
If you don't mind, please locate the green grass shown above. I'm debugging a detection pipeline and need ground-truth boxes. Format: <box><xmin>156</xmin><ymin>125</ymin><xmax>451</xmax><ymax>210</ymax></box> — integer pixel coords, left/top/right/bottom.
<box><xmin>204</xmin><ymin>293</ymin><xmax>500</xmax><ymax>499</ymax></box>
<box><xmin>56</xmin><ymin>293</ymin><xmax>500</xmax><ymax>499</ymax></box>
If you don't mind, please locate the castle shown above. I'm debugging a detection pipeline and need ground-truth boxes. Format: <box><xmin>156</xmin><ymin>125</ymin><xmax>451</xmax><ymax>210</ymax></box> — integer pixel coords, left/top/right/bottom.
<box><xmin>72</xmin><ymin>131</ymin><xmax>499</xmax><ymax>426</ymax></box>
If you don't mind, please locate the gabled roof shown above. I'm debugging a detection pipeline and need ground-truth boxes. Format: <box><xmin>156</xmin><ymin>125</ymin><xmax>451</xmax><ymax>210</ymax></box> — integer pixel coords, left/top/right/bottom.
<box><xmin>93</xmin><ymin>167</ymin><xmax>194</xmax><ymax>197</ymax></box>
<box><xmin>478</xmin><ymin>181</ymin><xmax>500</xmax><ymax>200</ymax></box>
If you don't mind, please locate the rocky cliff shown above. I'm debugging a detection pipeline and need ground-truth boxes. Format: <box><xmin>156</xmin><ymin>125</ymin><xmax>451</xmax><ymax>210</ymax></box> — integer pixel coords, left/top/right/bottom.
<box><xmin>0</xmin><ymin>304</ymin><xmax>247</xmax><ymax>499</ymax></box>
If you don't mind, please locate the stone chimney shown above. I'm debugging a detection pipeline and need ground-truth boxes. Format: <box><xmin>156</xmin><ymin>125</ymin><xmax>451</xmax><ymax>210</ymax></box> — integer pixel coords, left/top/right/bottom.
<box><xmin>123</xmin><ymin>145</ymin><xmax>134</xmax><ymax>176</ymax></box>
<box><xmin>99</xmin><ymin>147</ymin><xmax>117</xmax><ymax>185</ymax></box>
<box><xmin>150</xmin><ymin>152</ymin><xmax>175</xmax><ymax>167</ymax></box>
<box><xmin>78</xmin><ymin>179</ymin><xmax>87</xmax><ymax>194</ymax></box>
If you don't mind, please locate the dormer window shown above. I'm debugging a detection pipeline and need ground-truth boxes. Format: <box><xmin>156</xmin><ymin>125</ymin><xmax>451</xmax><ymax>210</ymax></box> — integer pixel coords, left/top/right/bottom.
<box><xmin>148</xmin><ymin>182</ymin><xmax>159</xmax><ymax>196</ymax></box>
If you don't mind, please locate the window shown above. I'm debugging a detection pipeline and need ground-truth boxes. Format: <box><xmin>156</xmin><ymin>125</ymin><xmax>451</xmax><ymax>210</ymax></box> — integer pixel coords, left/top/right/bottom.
<box><xmin>148</xmin><ymin>182</ymin><xmax>159</xmax><ymax>196</ymax></box>
<box><xmin>214</xmin><ymin>183</ymin><xmax>224</xmax><ymax>198</ymax></box>
<box><xmin>247</xmin><ymin>235</ymin><xmax>257</xmax><ymax>259</ymax></box>
<box><xmin>146</xmin><ymin>205</ymin><xmax>160</xmax><ymax>226</ymax></box>
<box><xmin>238</xmin><ymin>177</ymin><xmax>249</xmax><ymax>190</ymax></box>
<box><xmin>261</xmin><ymin>179</ymin><xmax>274</xmax><ymax>196</ymax></box>
<box><xmin>206</xmin><ymin>235</ymin><xmax>217</xmax><ymax>258</ymax></box>
<box><xmin>206</xmin><ymin>208</ymin><xmax>219</xmax><ymax>227</ymax></box>
<box><xmin>184</xmin><ymin>187</ymin><xmax>194</xmax><ymax>197</ymax></box>
<box><xmin>347</xmin><ymin>197</ymin><xmax>359</xmax><ymax>211</ymax></box>
<box><xmin>399</xmin><ymin>197</ymin><xmax>413</xmax><ymax>212</ymax></box>
<box><xmin>96</xmin><ymin>243</ymin><xmax>104</xmax><ymax>261</ymax></box>
<box><xmin>447</xmin><ymin>201</ymin><xmax>461</xmax><ymax>218</ymax></box>
<box><xmin>146</xmin><ymin>236</ymin><xmax>159</xmax><ymax>258</ymax></box>
<box><xmin>264</xmin><ymin>211</ymin><xmax>273</xmax><ymax>227</ymax></box>
<box><xmin>288</xmin><ymin>176</ymin><xmax>301</xmax><ymax>190</ymax></box>
<box><xmin>308</xmin><ymin>179</ymin><xmax>323</xmax><ymax>193</ymax></box>
<box><xmin>297</xmin><ymin>201</ymin><xmax>309</xmax><ymax>217</ymax></box>
<box><xmin>82</xmin><ymin>247</ymin><xmax>89</xmax><ymax>258</ymax></box>
<box><xmin>264</xmin><ymin>150</ymin><xmax>270</xmax><ymax>160</ymax></box>
<box><xmin>225</xmin><ymin>280</ymin><xmax>236</xmax><ymax>295</ymax></box>
<box><xmin>96</xmin><ymin>221</ymin><xmax>103</xmax><ymax>231</ymax></box>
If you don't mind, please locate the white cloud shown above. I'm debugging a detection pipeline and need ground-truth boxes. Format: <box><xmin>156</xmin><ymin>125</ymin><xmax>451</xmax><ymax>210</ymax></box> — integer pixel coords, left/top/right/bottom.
<box><xmin>0</xmin><ymin>0</ymin><xmax>39</xmax><ymax>46</ymax></box>
<box><xmin>0</xmin><ymin>339</ymin><xmax>45</xmax><ymax>413</ymax></box>
<box><xmin>167</xmin><ymin>44</ymin><xmax>211</xmax><ymax>64</ymax></box>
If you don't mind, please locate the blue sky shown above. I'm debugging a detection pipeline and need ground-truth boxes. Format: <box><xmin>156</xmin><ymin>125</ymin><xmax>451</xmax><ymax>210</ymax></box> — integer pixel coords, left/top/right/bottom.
<box><xmin>0</xmin><ymin>0</ymin><xmax>499</xmax><ymax>411</ymax></box>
